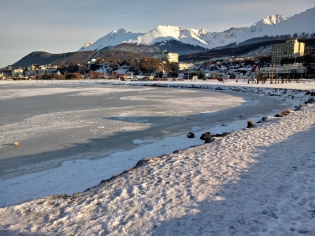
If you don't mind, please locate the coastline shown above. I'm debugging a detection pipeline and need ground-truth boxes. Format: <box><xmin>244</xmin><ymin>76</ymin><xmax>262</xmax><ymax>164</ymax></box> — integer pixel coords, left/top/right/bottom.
<box><xmin>0</xmin><ymin>79</ymin><xmax>315</xmax><ymax>235</ymax></box>
<box><xmin>0</xmin><ymin>81</ymin><xmax>300</xmax><ymax>206</ymax></box>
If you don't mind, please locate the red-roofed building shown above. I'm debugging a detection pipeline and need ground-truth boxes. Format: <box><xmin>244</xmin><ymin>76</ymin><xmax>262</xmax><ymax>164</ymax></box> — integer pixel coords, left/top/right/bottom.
<box><xmin>251</xmin><ymin>65</ymin><xmax>260</xmax><ymax>72</ymax></box>
<box><xmin>89</xmin><ymin>71</ymin><xmax>107</xmax><ymax>79</ymax></box>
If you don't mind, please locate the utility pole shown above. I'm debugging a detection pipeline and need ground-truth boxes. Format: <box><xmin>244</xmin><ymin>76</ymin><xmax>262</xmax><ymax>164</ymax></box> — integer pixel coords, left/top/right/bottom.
<box><xmin>271</xmin><ymin>64</ymin><xmax>274</xmax><ymax>84</ymax></box>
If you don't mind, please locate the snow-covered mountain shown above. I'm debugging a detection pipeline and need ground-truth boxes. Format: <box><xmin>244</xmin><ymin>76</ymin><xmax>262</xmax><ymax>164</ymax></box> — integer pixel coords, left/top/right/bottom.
<box><xmin>80</xmin><ymin>29</ymin><xmax>142</xmax><ymax>51</ymax></box>
<box><xmin>78</xmin><ymin>41</ymin><xmax>95</xmax><ymax>50</ymax></box>
<box><xmin>79</xmin><ymin>7</ymin><xmax>315</xmax><ymax>52</ymax></box>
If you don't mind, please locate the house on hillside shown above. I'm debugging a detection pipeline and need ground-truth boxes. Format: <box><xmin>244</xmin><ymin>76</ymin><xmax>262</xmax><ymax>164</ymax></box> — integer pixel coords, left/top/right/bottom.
<box><xmin>125</xmin><ymin>72</ymin><xmax>134</xmax><ymax>79</ymax></box>
<box><xmin>110</xmin><ymin>71</ymin><xmax>120</xmax><ymax>79</ymax></box>
<box><xmin>46</xmin><ymin>64</ymin><xmax>59</xmax><ymax>69</ymax></box>
<box><xmin>209</xmin><ymin>57</ymin><xmax>231</xmax><ymax>63</ymax></box>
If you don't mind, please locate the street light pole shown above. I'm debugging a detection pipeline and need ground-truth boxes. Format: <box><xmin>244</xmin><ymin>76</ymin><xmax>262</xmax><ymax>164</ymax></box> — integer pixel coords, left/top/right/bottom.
<box><xmin>271</xmin><ymin>64</ymin><xmax>274</xmax><ymax>84</ymax></box>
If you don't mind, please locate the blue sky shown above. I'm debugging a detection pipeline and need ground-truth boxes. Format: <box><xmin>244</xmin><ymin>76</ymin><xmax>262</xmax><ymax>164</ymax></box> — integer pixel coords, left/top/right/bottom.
<box><xmin>0</xmin><ymin>0</ymin><xmax>314</xmax><ymax>68</ymax></box>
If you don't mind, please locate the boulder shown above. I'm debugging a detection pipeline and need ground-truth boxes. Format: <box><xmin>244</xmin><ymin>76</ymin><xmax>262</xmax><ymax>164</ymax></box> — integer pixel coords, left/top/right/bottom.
<box><xmin>200</xmin><ymin>132</ymin><xmax>214</xmax><ymax>143</ymax></box>
<box><xmin>247</xmin><ymin>120</ymin><xmax>255</xmax><ymax>128</ymax></box>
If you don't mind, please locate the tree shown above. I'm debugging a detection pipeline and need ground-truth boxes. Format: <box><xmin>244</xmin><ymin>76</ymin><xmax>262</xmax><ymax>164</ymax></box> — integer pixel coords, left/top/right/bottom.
<box><xmin>301</xmin><ymin>55</ymin><xmax>315</xmax><ymax>64</ymax></box>
<box><xmin>67</xmin><ymin>62</ymin><xmax>80</xmax><ymax>73</ymax></box>
<box><xmin>280</xmin><ymin>57</ymin><xmax>294</xmax><ymax>65</ymax></box>
<box><xmin>129</xmin><ymin>58</ymin><xmax>135</xmax><ymax>67</ymax></box>
<box><xmin>89</xmin><ymin>64</ymin><xmax>102</xmax><ymax>71</ymax></box>
<box><xmin>78</xmin><ymin>64</ymin><xmax>87</xmax><ymax>74</ymax></box>
<box><xmin>203</xmin><ymin>61</ymin><xmax>212</xmax><ymax>66</ymax></box>
<box><xmin>243</xmin><ymin>58</ymin><xmax>255</xmax><ymax>65</ymax></box>
<box><xmin>257</xmin><ymin>55</ymin><xmax>271</xmax><ymax>65</ymax></box>
<box><xmin>89</xmin><ymin>70</ymin><xmax>94</xmax><ymax>79</ymax></box>
<box><xmin>65</xmin><ymin>74</ymin><xmax>78</xmax><ymax>80</ymax></box>
<box><xmin>139</xmin><ymin>57</ymin><xmax>160</xmax><ymax>73</ymax></box>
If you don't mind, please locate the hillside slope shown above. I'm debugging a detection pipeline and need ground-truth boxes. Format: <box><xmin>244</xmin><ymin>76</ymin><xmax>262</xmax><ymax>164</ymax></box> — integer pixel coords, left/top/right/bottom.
<box><xmin>13</xmin><ymin>50</ymin><xmax>148</xmax><ymax>68</ymax></box>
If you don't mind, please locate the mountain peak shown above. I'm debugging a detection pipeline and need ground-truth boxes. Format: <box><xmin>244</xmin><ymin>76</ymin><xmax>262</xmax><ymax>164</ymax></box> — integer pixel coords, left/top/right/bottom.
<box><xmin>198</xmin><ymin>28</ymin><xmax>208</xmax><ymax>36</ymax></box>
<box><xmin>262</xmin><ymin>14</ymin><xmax>287</xmax><ymax>25</ymax></box>
<box><xmin>244</xmin><ymin>13</ymin><xmax>287</xmax><ymax>35</ymax></box>
<box><xmin>79</xmin><ymin>41</ymin><xmax>94</xmax><ymax>51</ymax></box>
<box><xmin>152</xmin><ymin>25</ymin><xmax>182</xmax><ymax>33</ymax></box>
<box><xmin>110</xmin><ymin>28</ymin><xmax>134</xmax><ymax>34</ymax></box>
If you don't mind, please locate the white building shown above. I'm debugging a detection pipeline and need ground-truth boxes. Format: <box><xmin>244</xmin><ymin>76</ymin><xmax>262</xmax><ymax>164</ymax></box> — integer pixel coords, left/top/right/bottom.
<box><xmin>11</xmin><ymin>68</ymin><xmax>24</xmax><ymax>78</ymax></box>
<box><xmin>175</xmin><ymin>62</ymin><xmax>193</xmax><ymax>71</ymax></box>
<box><xmin>0</xmin><ymin>71</ymin><xmax>6</xmax><ymax>79</ymax></box>
<box><xmin>154</xmin><ymin>50</ymin><xmax>178</xmax><ymax>63</ymax></box>
<box><xmin>260</xmin><ymin>63</ymin><xmax>307</xmax><ymax>75</ymax></box>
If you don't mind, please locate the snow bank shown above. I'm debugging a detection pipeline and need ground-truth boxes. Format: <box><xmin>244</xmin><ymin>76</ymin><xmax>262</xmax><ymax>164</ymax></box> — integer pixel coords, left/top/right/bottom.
<box><xmin>0</xmin><ymin>79</ymin><xmax>315</xmax><ymax>235</ymax></box>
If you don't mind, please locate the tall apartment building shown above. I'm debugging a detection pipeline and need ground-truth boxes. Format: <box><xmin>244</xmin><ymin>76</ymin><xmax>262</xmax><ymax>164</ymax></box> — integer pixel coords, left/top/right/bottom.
<box><xmin>271</xmin><ymin>39</ymin><xmax>305</xmax><ymax>64</ymax></box>
<box><xmin>154</xmin><ymin>50</ymin><xmax>178</xmax><ymax>63</ymax></box>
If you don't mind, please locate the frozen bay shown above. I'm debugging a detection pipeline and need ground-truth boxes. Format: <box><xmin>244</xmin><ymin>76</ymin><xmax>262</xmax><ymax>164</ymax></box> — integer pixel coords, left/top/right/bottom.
<box><xmin>0</xmin><ymin>82</ymin><xmax>293</xmax><ymax>206</ymax></box>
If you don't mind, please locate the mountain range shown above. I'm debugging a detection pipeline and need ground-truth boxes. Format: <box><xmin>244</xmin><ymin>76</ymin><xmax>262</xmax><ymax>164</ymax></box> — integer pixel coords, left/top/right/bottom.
<box><xmin>79</xmin><ymin>7</ymin><xmax>315</xmax><ymax>53</ymax></box>
<box><xmin>11</xmin><ymin>7</ymin><xmax>315</xmax><ymax>68</ymax></box>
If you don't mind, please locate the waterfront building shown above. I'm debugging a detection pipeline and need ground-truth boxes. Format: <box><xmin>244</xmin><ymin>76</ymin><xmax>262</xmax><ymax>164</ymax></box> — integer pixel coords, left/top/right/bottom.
<box><xmin>260</xmin><ymin>63</ymin><xmax>307</xmax><ymax>79</ymax></box>
<box><xmin>271</xmin><ymin>39</ymin><xmax>305</xmax><ymax>64</ymax></box>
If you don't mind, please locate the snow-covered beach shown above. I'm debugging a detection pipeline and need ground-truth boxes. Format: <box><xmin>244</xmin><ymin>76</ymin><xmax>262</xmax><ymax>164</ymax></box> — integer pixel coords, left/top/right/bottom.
<box><xmin>0</xmin><ymin>79</ymin><xmax>315</xmax><ymax>235</ymax></box>
<box><xmin>0</xmin><ymin>81</ymin><xmax>294</xmax><ymax>207</ymax></box>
